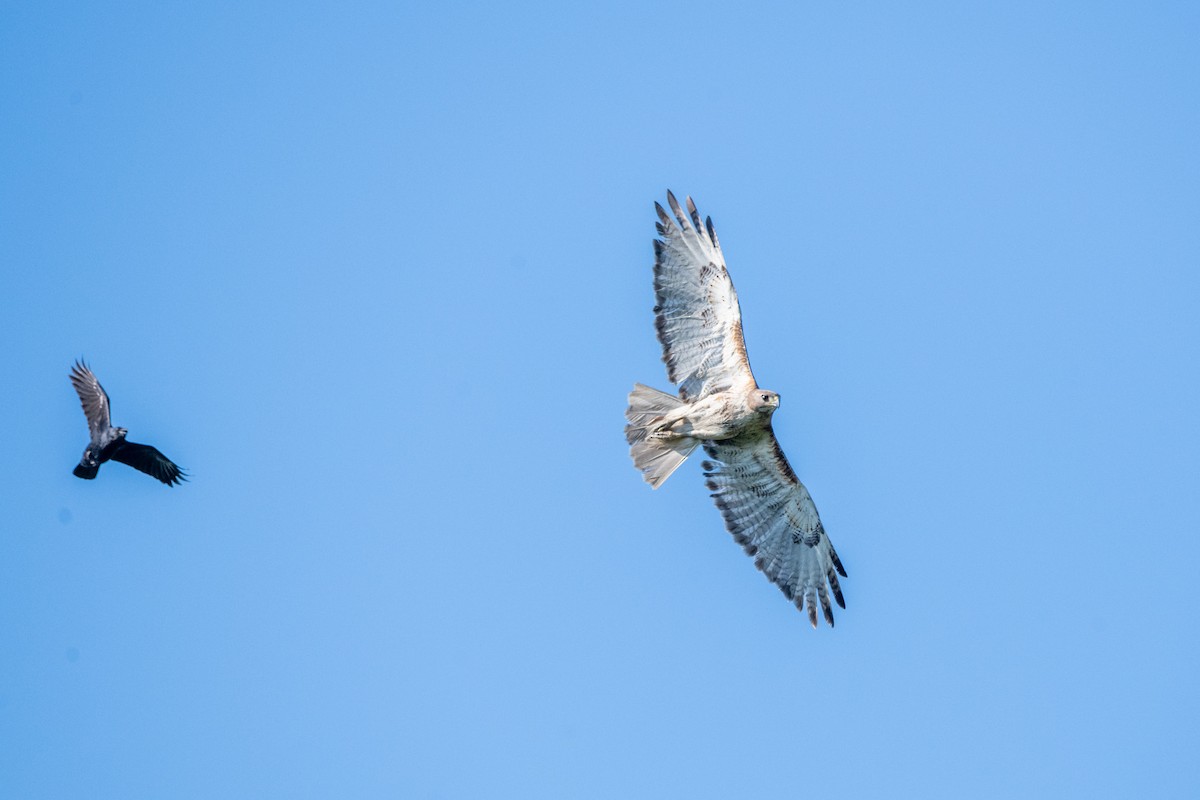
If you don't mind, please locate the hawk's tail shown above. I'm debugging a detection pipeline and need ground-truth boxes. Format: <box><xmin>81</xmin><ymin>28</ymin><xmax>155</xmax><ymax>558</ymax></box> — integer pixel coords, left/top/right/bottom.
<box><xmin>625</xmin><ymin>383</ymin><xmax>698</xmax><ymax>489</ymax></box>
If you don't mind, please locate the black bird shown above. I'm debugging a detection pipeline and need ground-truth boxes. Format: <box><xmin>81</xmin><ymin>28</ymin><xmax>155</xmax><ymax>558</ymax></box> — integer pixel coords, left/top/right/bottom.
<box><xmin>69</xmin><ymin>360</ymin><xmax>186</xmax><ymax>486</ymax></box>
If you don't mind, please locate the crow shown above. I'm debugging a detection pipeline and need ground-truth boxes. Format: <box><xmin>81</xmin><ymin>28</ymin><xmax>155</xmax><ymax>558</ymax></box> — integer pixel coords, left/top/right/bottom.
<box><xmin>69</xmin><ymin>360</ymin><xmax>186</xmax><ymax>486</ymax></box>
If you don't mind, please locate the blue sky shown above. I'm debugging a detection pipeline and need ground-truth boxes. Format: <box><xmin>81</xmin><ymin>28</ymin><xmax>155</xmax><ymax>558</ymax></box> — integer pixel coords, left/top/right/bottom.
<box><xmin>2</xmin><ymin>1</ymin><xmax>1198</xmax><ymax>797</ymax></box>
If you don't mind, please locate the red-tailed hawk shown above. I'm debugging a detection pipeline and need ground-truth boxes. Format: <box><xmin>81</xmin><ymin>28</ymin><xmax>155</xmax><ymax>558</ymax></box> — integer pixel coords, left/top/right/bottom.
<box><xmin>625</xmin><ymin>193</ymin><xmax>847</xmax><ymax>627</ymax></box>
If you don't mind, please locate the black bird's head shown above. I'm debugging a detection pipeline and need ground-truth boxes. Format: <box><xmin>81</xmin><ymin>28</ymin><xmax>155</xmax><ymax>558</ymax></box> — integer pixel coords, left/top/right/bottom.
<box><xmin>115</xmin><ymin>427</ymin><xmax>128</xmax><ymax>439</ymax></box>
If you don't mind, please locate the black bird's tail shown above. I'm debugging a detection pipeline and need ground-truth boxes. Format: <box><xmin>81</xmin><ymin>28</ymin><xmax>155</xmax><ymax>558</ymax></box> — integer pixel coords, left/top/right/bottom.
<box><xmin>73</xmin><ymin>463</ymin><xmax>99</xmax><ymax>480</ymax></box>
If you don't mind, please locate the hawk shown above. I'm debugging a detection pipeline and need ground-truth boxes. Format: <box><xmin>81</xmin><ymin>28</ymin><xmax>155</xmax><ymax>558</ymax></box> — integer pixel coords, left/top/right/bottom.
<box><xmin>69</xmin><ymin>360</ymin><xmax>187</xmax><ymax>486</ymax></box>
<box><xmin>625</xmin><ymin>192</ymin><xmax>847</xmax><ymax>627</ymax></box>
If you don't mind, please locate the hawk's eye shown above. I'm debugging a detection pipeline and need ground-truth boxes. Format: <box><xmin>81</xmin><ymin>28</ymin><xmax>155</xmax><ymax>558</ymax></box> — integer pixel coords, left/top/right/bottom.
<box><xmin>761</xmin><ymin>394</ymin><xmax>769</xmax><ymax>402</ymax></box>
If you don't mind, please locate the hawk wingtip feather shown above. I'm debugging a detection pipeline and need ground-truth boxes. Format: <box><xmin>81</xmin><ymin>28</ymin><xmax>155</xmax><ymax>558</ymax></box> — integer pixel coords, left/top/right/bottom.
<box><xmin>685</xmin><ymin>198</ymin><xmax>710</xmax><ymax>242</ymax></box>
<box><xmin>665</xmin><ymin>191</ymin><xmax>689</xmax><ymax>228</ymax></box>
<box><xmin>654</xmin><ymin>202</ymin><xmax>673</xmax><ymax>229</ymax></box>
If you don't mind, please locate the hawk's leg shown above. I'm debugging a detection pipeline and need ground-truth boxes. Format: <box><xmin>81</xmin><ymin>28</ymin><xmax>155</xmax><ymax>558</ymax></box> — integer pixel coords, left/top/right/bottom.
<box><xmin>646</xmin><ymin>414</ymin><xmax>689</xmax><ymax>441</ymax></box>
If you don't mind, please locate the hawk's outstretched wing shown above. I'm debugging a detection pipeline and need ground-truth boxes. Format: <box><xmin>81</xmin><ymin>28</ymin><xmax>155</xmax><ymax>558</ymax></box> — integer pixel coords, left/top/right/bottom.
<box><xmin>69</xmin><ymin>360</ymin><xmax>112</xmax><ymax>440</ymax></box>
<box><xmin>703</xmin><ymin>429</ymin><xmax>847</xmax><ymax>628</ymax></box>
<box><xmin>109</xmin><ymin>442</ymin><xmax>187</xmax><ymax>486</ymax></box>
<box><xmin>653</xmin><ymin>192</ymin><xmax>756</xmax><ymax>401</ymax></box>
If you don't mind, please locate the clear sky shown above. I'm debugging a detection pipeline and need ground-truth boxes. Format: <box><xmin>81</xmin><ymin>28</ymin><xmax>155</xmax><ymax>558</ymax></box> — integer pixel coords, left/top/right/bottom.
<box><xmin>2</xmin><ymin>2</ymin><xmax>1198</xmax><ymax>797</ymax></box>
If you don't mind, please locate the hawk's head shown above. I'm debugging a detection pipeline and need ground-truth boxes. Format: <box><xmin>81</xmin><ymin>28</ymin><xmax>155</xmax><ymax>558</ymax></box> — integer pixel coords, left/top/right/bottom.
<box><xmin>751</xmin><ymin>389</ymin><xmax>780</xmax><ymax>415</ymax></box>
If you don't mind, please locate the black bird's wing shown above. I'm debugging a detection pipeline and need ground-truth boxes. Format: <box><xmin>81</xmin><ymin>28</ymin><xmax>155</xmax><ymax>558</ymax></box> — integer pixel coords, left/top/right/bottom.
<box><xmin>109</xmin><ymin>441</ymin><xmax>187</xmax><ymax>486</ymax></box>
<box><xmin>70</xmin><ymin>360</ymin><xmax>112</xmax><ymax>440</ymax></box>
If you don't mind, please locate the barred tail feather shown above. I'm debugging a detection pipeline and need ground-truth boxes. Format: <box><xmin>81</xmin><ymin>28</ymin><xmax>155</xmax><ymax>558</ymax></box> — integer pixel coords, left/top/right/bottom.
<box><xmin>625</xmin><ymin>383</ymin><xmax>698</xmax><ymax>489</ymax></box>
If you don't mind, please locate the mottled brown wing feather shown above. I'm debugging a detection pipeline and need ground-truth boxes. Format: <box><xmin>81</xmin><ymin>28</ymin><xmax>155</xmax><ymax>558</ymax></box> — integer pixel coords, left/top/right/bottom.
<box><xmin>69</xmin><ymin>360</ymin><xmax>112</xmax><ymax>439</ymax></box>
<box><xmin>702</xmin><ymin>427</ymin><xmax>847</xmax><ymax>628</ymax></box>
<box><xmin>653</xmin><ymin>192</ymin><xmax>756</xmax><ymax>401</ymax></box>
